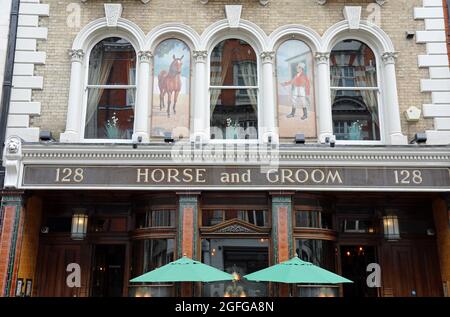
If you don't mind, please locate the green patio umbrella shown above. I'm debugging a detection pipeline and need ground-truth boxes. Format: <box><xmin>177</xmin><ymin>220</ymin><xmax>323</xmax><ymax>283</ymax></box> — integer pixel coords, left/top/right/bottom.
<box><xmin>244</xmin><ymin>255</ymin><xmax>353</xmax><ymax>284</ymax></box>
<box><xmin>130</xmin><ymin>256</ymin><xmax>235</xmax><ymax>283</ymax></box>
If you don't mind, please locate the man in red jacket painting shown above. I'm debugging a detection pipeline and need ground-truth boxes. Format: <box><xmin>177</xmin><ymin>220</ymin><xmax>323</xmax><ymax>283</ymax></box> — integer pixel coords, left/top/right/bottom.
<box><xmin>281</xmin><ymin>62</ymin><xmax>311</xmax><ymax>120</ymax></box>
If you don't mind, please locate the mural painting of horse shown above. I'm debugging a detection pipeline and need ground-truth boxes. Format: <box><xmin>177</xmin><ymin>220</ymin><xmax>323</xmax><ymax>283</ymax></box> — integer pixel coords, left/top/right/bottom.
<box><xmin>158</xmin><ymin>54</ymin><xmax>184</xmax><ymax>117</ymax></box>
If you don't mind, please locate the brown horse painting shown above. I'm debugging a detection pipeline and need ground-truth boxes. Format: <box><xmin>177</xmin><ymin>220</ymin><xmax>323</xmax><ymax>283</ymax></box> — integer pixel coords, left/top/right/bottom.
<box><xmin>158</xmin><ymin>54</ymin><xmax>184</xmax><ymax>117</ymax></box>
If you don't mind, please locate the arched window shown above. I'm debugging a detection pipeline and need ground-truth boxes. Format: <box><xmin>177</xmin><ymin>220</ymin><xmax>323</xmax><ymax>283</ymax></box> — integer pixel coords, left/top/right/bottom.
<box><xmin>210</xmin><ymin>39</ymin><xmax>258</xmax><ymax>140</ymax></box>
<box><xmin>85</xmin><ymin>37</ymin><xmax>136</xmax><ymax>140</ymax></box>
<box><xmin>276</xmin><ymin>40</ymin><xmax>316</xmax><ymax>139</ymax></box>
<box><xmin>152</xmin><ymin>39</ymin><xmax>191</xmax><ymax>139</ymax></box>
<box><xmin>330</xmin><ymin>40</ymin><xmax>380</xmax><ymax>141</ymax></box>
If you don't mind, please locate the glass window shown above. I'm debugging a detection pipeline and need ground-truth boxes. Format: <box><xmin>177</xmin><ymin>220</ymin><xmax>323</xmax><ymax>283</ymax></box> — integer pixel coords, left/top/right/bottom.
<box><xmin>131</xmin><ymin>239</ymin><xmax>175</xmax><ymax>276</ymax></box>
<box><xmin>330</xmin><ymin>40</ymin><xmax>380</xmax><ymax>141</ymax></box>
<box><xmin>152</xmin><ymin>39</ymin><xmax>190</xmax><ymax>139</ymax></box>
<box><xmin>135</xmin><ymin>210</ymin><xmax>176</xmax><ymax>228</ymax></box>
<box><xmin>85</xmin><ymin>37</ymin><xmax>136</xmax><ymax>139</ymax></box>
<box><xmin>295</xmin><ymin>239</ymin><xmax>335</xmax><ymax>271</ymax></box>
<box><xmin>202</xmin><ymin>209</ymin><xmax>269</xmax><ymax>227</ymax></box>
<box><xmin>295</xmin><ymin>210</ymin><xmax>332</xmax><ymax>229</ymax></box>
<box><xmin>341</xmin><ymin>218</ymin><xmax>376</xmax><ymax>234</ymax></box>
<box><xmin>276</xmin><ymin>40</ymin><xmax>316</xmax><ymax>139</ymax></box>
<box><xmin>210</xmin><ymin>39</ymin><xmax>258</xmax><ymax>140</ymax></box>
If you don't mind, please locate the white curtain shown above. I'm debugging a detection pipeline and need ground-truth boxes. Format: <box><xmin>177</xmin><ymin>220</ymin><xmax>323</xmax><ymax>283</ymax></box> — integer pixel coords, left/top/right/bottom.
<box><xmin>240</xmin><ymin>61</ymin><xmax>258</xmax><ymax>114</ymax></box>
<box><xmin>85</xmin><ymin>49</ymin><xmax>113</xmax><ymax>138</ymax></box>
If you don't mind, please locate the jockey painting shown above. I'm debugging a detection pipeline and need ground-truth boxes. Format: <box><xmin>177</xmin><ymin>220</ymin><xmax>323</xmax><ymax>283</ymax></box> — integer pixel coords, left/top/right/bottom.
<box><xmin>281</xmin><ymin>62</ymin><xmax>311</xmax><ymax>120</ymax></box>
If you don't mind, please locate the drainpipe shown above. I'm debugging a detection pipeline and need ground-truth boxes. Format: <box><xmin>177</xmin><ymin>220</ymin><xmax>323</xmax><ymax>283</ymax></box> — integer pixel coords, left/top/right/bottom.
<box><xmin>0</xmin><ymin>0</ymin><xmax>20</xmax><ymax>188</ymax></box>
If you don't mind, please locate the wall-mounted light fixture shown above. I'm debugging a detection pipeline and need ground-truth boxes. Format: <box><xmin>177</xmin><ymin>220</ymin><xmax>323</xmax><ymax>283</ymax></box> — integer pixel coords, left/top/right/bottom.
<box><xmin>71</xmin><ymin>209</ymin><xmax>88</xmax><ymax>240</ymax></box>
<box><xmin>383</xmin><ymin>214</ymin><xmax>400</xmax><ymax>241</ymax></box>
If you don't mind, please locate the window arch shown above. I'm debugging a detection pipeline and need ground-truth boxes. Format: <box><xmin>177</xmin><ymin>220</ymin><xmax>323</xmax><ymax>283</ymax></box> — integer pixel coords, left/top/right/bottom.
<box><xmin>84</xmin><ymin>37</ymin><xmax>136</xmax><ymax>140</ymax></box>
<box><xmin>209</xmin><ymin>39</ymin><xmax>258</xmax><ymax>140</ymax></box>
<box><xmin>330</xmin><ymin>40</ymin><xmax>381</xmax><ymax>142</ymax></box>
<box><xmin>276</xmin><ymin>39</ymin><xmax>316</xmax><ymax>140</ymax></box>
<box><xmin>151</xmin><ymin>38</ymin><xmax>191</xmax><ymax>139</ymax></box>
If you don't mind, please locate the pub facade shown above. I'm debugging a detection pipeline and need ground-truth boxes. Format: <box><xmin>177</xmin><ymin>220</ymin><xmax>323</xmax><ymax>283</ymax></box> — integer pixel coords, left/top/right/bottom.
<box><xmin>1</xmin><ymin>0</ymin><xmax>450</xmax><ymax>297</ymax></box>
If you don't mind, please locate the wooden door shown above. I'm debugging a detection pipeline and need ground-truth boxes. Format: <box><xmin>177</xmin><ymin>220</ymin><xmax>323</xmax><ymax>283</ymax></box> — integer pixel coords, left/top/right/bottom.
<box><xmin>36</xmin><ymin>244</ymin><xmax>90</xmax><ymax>297</ymax></box>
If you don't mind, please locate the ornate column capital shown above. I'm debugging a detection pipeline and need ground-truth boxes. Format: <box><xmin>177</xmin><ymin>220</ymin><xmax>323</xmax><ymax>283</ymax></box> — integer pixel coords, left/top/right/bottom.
<box><xmin>260</xmin><ymin>51</ymin><xmax>275</xmax><ymax>64</ymax></box>
<box><xmin>193</xmin><ymin>50</ymin><xmax>208</xmax><ymax>63</ymax></box>
<box><xmin>68</xmin><ymin>49</ymin><xmax>84</xmax><ymax>63</ymax></box>
<box><xmin>138</xmin><ymin>50</ymin><xmax>153</xmax><ymax>63</ymax></box>
<box><xmin>315</xmin><ymin>52</ymin><xmax>330</xmax><ymax>64</ymax></box>
<box><xmin>382</xmin><ymin>52</ymin><xmax>398</xmax><ymax>65</ymax></box>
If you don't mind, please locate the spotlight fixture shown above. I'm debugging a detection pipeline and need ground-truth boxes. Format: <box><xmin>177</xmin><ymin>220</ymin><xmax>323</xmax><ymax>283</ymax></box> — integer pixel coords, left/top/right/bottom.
<box><xmin>164</xmin><ymin>132</ymin><xmax>174</xmax><ymax>143</ymax></box>
<box><xmin>409</xmin><ymin>132</ymin><xmax>427</xmax><ymax>144</ymax></box>
<box><xmin>39</xmin><ymin>131</ymin><xmax>54</xmax><ymax>142</ymax></box>
<box><xmin>132</xmin><ymin>136</ymin><xmax>143</xmax><ymax>149</ymax></box>
<box><xmin>405</xmin><ymin>31</ymin><xmax>415</xmax><ymax>40</ymax></box>
<box><xmin>295</xmin><ymin>133</ymin><xmax>305</xmax><ymax>144</ymax></box>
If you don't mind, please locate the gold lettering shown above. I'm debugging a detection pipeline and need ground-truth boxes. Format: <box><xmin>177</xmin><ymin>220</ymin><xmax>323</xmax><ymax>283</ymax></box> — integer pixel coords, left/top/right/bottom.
<box><xmin>311</xmin><ymin>169</ymin><xmax>325</xmax><ymax>183</ymax></box>
<box><xmin>266</xmin><ymin>169</ymin><xmax>279</xmax><ymax>183</ymax></box>
<box><xmin>167</xmin><ymin>169</ymin><xmax>180</xmax><ymax>183</ymax></box>
<box><xmin>220</xmin><ymin>172</ymin><xmax>230</xmax><ymax>183</ymax></box>
<box><xmin>182</xmin><ymin>169</ymin><xmax>193</xmax><ymax>183</ymax></box>
<box><xmin>295</xmin><ymin>169</ymin><xmax>309</xmax><ymax>183</ymax></box>
<box><xmin>326</xmin><ymin>170</ymin><xmax>343</xmax><ymax>184</ymax></box>
<box><xmin>196</xmin><ymin>169</ymin><xmax>206</xmax><ymax>183</ymax></box>
<box><xmin>151</xmin><ymin>169</ymin><xmax>165</xmax><ymax>183</ymax></box>
<box><xmin>136</xmin><ymin>168</ymin><xmax>149</xmax><ymax>183</ymax></box>
<box><xmin>282</xmin><ymin>169</ymin><xmax>295</xmax><ymax>183</ymax></box>
<box><xmin>242</xmin><ymin>169</ymin><xmax>251</xmax><ymax>183</ymax></box>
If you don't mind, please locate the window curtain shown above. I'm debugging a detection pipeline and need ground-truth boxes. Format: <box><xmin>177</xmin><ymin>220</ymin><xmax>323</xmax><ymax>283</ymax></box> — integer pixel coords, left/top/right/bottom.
<box><xmin>126</xmin><ymin>63</ymin><xmax>136</xmax><ymax>108</ymax></box>
<box><xmin>210</xmin><ymin>44</ymin><xmax>231</xmax><ymax>114</ymax></box>
<box><xmin>240</xmin><ymin>61</ymin><xmax>258</xmax><ymax>114</ymax></box>
<box><xmin>354</xmin><ymin>55</ymin><xmax>379</xmax><ymax>131</ymax></box>
<box><xmin>85</xmin><ymin>48</ymin><xmax>114</xmax><ymax>138</ymax></box>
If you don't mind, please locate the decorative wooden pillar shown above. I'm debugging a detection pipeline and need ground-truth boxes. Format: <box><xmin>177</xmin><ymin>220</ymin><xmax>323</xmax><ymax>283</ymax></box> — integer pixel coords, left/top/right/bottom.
<box><xmin>0</xmin><ymin>191</ymin><xmax>25</xmax><ymax>297</ymax></box>
<box><xmin>432</xmin><ymin>194</ymin><xmax>450</xmax><ymax>296</ymax></box>
<box><xmin>270</xmin><ymin>192</ymin><xmax>294</xmax><ymax>297</ymax></box>
<box><xmin>177</xmin><ymin>192</ymin><xmax>200</xmax><ymax>296</ymax></box>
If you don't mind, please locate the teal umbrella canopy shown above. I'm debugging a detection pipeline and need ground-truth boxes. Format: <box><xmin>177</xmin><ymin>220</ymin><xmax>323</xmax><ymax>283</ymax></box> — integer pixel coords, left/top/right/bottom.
<box><xmin>130</xmin><ymin>256</ymin><xmax>235</xmax><ymax>283</ymax></box>
<box><xmin>244</xmin><ymin>256</ymin><xmax>353</xmax><ymax>284</ymax></box>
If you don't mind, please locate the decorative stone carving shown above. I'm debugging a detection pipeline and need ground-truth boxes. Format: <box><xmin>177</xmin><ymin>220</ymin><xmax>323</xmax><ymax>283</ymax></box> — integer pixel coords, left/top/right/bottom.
<box><xmin>225</xmin><ymin>5</ymin><xmax>242</xmax><ymax>28</ymax></box>
<box><xmin>3</xmin><ymin>136</ymin><xmax>22</xmax><ymax>189</ymax></box>
<box><xmin>104</xmin><ymin>3</ymin><xmax>122</xmax><ymax>27</ymax></box>
<box><xmin>343</xmin><ymin>6</ymin><xmax>362</xmax><ymax>30</ymax></box>
<box><xmin>382</xmin><ymin>52</ymin><xmax>398</xmax><ymax>65</ymax></box>
<box><xmin>260</xmin><ymin>51</ymin><xmax>275</xmax><ymax>64</ymax></box>
<box><xmin>315</xmin><ymin>52</ymin><xmax>330</xmax><ymax>64</ymax></box>
<box><xmin>68</xmin><ymin>49</ymin><xmax>84</xmax><ymax>63</ymax></box>
<box><xmin>138</xmin><ymin>50</ymin><xmax>153</xmax><ymax>63</ymax></box>
<box><xmin>6</xmin><ymin>137</ymin><xmax>21</xmax><ymax>154</ymax></box>
<box><xmin>193</xmin><ymin>50</ymin><xmax>208</xmax><ymax>63</ymax></box>
<box><xmin>216</xmin><ymin>224</ymin><xmax>255</xmax><ymax>233</ymax></box>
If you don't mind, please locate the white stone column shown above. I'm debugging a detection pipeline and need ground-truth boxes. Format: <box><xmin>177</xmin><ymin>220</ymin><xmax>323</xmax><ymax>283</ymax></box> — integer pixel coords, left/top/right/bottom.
<box><xmin>192</xmin><ymin>50</ymin><xmax>208</xmax><ymax>142</ymax></box>
<box><xmin>315</xmin><ymin>52</ymin><xmax>334</xmax><ymax>143</ymax></box>
<box><xmin>60</xmin><ymin>49</ymin><xmax>85</xmax><ymax>142</ymax></box>
<box><xmin>382</xmin><ymin>52</ymin><xmax>407</xmax><ymax>145</ymax></box>
<box><xmin>260</xmin><ymin>51</ymin><xmax>278</xmax><ymax>143</ymax></box>
<box><xmin>132</xmin><ymin>50</ymin><xmax>152</xmax><ymax>143</ymax></box>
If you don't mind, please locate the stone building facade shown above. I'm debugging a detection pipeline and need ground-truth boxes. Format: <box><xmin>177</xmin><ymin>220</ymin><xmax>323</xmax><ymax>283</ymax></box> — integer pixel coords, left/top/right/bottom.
<box><xmin>0</xmin><ymin>0</ymin><xmax>450</xmax><ymax>297</ymax></box>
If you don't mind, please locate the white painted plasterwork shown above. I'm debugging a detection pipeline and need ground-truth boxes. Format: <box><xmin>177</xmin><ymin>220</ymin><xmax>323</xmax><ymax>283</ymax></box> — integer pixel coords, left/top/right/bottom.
<box><xmin>6</xmin><ymin>0</ymin><xmax>49</xmax><ymax>142</ymax></box>
<box><xmin>59</xmin><ymin>8</ymin><xmax>407</xmax><ymax>146</ymax></box>
<box><xmin>415</xmin><ymin>0</ymin><xmax>450</xmax><ymax>145</ymax></box>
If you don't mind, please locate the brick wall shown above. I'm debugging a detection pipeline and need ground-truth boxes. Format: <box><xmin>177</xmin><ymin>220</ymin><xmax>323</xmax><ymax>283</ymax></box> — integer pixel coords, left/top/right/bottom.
<box><xmin>30</xmin><ymin>0</ymin><xmax>432</xmax><ymax>141</ymax></box>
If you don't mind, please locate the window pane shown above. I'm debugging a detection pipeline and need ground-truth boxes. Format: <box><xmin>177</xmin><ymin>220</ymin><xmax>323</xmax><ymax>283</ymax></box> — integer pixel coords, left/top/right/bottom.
<box><xmin>330</xmin><ymin>40</ymin><xmax>377</xmax><ymax>88</ymax></box>
<box><xmin>210</xmin><ymin>39</ymin><xmax>257</xmax><ymax>87</ymax></box>
<box><xmin>202</xmin><ymin>210</ymin><xmax>268</xmax><ymax>227</ymax></box>
<box><xmin>332</xmin><ymin>89</ymin><xmax>380</xmax><ymax>141</ymax></box>
<box><xmin>210</xmin><ymin>88</ymin><xmax>258</xmax><ymax>140</ymax></box>
<box><xmin>85</xmin><ymin>88</ymin><xmax>135</xmax><ymax>139</ymax></box>
<box><xmin>131</xmin><ymin>239</ymin><xmax>175</xmax><ymax>277</ymax></box>
<box><xmin>89</xmin><ymin>37</ymin><xmax>136</xmax><ymax>85</ymax></box>
<box><xmin>296</xmin><ymin>239</ymin><xmax>335</xmax><ymax>271</ymax></box>
<box><xmin>152</xmin><ymin>39</ymin><xmax>190</xmax><ymax>138</ymax></box>
<box><xmin>276</xmin><ymin>40</ymin><xmax>316</xmax><ymax>139</ymax></box>
<box><xmin>295</xmin><ymin>210</ymin><xmax>332</xmax><ymax>229</ymax></box>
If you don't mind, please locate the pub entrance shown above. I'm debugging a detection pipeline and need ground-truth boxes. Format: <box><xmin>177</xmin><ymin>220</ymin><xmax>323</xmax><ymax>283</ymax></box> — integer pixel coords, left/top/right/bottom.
<box><xmin>90</xmin><ymin>244</ymin><xmax>126</xmax><ymax>297</ymax></box>
<box><xmin>201</xmin><ymin>238</ymin><xmax>269</xmax><ymax>297</ymax></box>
